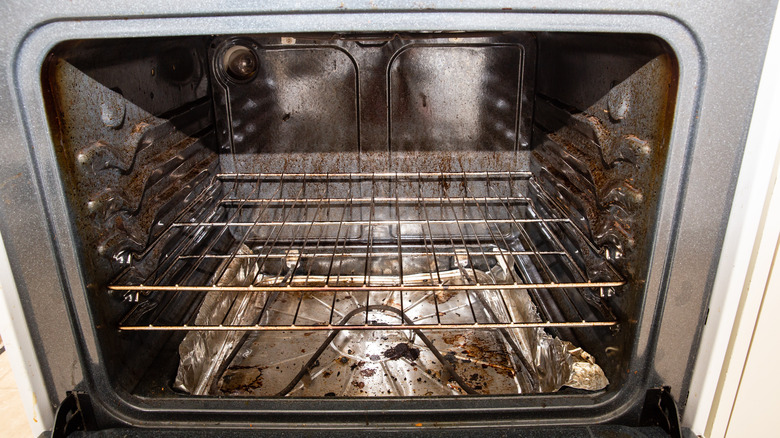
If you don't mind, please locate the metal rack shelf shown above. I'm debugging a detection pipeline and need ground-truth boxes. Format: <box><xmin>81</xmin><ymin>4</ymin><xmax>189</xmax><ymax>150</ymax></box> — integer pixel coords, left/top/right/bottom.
<box><xmin>111</xmin><ymin>171</ymin><xmax>623</xmax><ymax>332</ymax></box>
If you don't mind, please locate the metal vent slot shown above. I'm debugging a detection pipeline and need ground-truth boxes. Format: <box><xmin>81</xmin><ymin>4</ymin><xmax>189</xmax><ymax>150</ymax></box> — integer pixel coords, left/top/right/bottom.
<box><xmin>110</xmin><ymin>171</ymin><xmax>623</xmax><ymax>331</ymax></box>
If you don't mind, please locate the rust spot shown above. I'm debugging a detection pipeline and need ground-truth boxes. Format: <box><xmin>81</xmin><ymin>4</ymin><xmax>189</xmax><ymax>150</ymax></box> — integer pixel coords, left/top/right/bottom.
<box><xmin>0</xmin><ymin>172</ymin><xmax>23</xmax><ymax>191</ymax></box>
<box><xmin>432</xmin><ymin>289</ymin><xmax>457</xmax><ymax>304</ymax></box>
<box><xmin>442</xmin><ymin>332</ymin><xmax>466</xmax><ymax>346</ymax></box>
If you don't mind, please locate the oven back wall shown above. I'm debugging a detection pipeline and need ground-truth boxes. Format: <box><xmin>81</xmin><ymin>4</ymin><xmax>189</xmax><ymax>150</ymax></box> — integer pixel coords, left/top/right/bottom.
<box><xmin>213</xmin><ymin>33</ymin><xmax>535</xmax><ymax>176</ymax></box>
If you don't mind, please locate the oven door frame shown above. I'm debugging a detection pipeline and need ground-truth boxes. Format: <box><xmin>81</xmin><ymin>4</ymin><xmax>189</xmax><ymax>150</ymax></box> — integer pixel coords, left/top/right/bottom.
<box><xmin>0</xmin><ymin>2</ymin><xmax>773</xmax><ymax>434</ymax></box>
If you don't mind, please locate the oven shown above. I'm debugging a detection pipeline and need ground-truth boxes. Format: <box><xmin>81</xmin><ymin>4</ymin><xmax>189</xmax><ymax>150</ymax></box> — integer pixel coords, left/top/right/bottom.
<box><xmin>0</xmin><ymin>2</ymin><xmax>777</xmax><ymax>437</ymax></box>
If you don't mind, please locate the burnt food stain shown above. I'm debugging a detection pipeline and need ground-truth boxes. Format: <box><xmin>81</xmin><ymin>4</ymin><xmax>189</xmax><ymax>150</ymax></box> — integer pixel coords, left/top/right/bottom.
<box><xmin>383</xmin><ymin>343</ymin><xmax>420</xmax><ymax>361</ymax></box>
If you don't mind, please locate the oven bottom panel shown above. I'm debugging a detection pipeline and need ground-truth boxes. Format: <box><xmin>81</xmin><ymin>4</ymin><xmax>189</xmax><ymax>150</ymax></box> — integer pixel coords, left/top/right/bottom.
<box><xmin>112</xmin><ymin>172</ymin><xmax>620</xmax><ymax>397</ymax></box>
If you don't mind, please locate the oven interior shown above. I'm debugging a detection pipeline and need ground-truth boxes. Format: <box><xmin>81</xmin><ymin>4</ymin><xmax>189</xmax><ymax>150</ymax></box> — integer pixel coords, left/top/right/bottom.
<box><xmin>42</xmin><ymin>32</ymin><xmax>677</xmax><ymax>401</ymax></box>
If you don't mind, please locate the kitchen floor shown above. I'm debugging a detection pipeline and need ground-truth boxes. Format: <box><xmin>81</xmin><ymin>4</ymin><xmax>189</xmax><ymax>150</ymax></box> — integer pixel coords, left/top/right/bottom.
<box><xmin>0</xmin><ymin>337</ymin><xmax>34</xmax><ymax>437</ymax></box>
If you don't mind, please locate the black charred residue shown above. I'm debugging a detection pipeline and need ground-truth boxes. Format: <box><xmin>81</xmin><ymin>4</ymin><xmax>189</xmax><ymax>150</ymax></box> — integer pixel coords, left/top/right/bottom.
<box><xmin>383</xmin><ymin>343</ymin><xmax>420</xmax><ymax>361</ymax></box>
<box><xmin>442</xmin><ymin>352</ymin><xmax>458</xmax><ymax>364</ymax></box>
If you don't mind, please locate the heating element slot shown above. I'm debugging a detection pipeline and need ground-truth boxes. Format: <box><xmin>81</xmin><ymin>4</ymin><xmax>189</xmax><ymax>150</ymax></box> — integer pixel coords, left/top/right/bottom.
<box><xmin>110</xmin><ymin>171</ymin><xmax>622</xmax><ymax>331</ymax></box>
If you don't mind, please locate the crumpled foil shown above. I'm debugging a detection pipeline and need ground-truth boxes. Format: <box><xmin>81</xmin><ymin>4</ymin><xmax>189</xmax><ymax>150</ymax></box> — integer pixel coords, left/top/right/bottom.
<box><xmin>175</xmin><ymin>246</ymin><xmax>607</xmax><ymax>395</ymax></box>
<box><xmin>174</xmin><ymin>245</ymin><xmax>267</xmax><ymax>395</ymax></box>
<box><xmin>470</xmin><ymin>256</ymin><xmax>608</xmax><ymax>392</ymax></box>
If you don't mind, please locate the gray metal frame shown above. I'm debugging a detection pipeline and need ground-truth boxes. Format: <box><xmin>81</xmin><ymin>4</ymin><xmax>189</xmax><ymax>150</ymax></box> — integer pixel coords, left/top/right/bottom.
<box><xmin>0</xmin><ymin>0</ymin><xmax>775</xmax><ymax>430</ymax></box>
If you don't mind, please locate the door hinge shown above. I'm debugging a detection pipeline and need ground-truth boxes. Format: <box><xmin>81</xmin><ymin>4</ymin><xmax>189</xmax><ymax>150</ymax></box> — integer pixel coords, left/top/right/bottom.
<box><xmin>640</xmin><ymin>386</ymin><xmax>682</xmax><ymax>438</ymax></box>
<box><xmin>51</xmin><ymin>391</ymin><xmax>96</xmax><ymax>438</ymax></box>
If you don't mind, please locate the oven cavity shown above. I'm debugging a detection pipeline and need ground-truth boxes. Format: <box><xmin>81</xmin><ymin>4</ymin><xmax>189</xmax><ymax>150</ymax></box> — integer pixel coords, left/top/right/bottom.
<box><xmin>41</xmin><ymin>32</ymin><xmax>677</xmax><ymax>399</ymax></box>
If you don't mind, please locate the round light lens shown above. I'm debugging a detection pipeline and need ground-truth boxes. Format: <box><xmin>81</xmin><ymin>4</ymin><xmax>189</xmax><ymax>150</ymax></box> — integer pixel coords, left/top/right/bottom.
<box><xmin>223</xmin><ymin>45</ymin><xmax>258</xmax><ymax>82</ymax></box>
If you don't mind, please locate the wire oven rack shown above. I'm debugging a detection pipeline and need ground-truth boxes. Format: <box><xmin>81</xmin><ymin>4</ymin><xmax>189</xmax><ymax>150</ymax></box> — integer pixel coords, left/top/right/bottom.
<box><xmin>110</xmin><ymin>171</ymin><xmax>623</xmax><ymax>331</ymax></box>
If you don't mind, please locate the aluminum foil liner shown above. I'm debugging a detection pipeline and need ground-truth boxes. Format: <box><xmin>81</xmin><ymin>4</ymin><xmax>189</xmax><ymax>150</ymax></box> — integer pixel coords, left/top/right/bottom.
<box><xmin>174</xmin><ymin>245</ymin><xmax>267</xmax><ymax>395</ymax></box>
<box><xmin>472</xmin><ymin>258</ymin><xmax>608</xmax><ymax>392</ymax></box>
<box><xmin>175</xmin><ymin>246</ymin><xmax>607</xmax><ymax>395</ymax></box>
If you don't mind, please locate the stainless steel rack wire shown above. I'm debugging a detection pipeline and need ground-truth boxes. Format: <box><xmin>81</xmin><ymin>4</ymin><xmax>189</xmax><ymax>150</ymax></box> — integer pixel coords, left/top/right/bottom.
<box><xmin>111</xmin><ymin>171</ymin><xmax>623</xmax><ymax>331</ymax></box>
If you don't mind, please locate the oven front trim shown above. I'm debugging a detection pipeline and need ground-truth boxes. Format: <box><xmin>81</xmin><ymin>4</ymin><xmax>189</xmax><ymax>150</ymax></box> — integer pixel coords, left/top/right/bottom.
<box><xmin>0</xmin><ymin>2</ymin><xmax>771</xmax><ymax>432</ymax></box>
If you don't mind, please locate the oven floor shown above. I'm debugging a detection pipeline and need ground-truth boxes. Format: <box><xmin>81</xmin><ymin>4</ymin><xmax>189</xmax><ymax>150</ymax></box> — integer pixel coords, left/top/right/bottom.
<box><xmin>168</xmin><ymin>241</ymin><xmax>613</xmax><ymax>395</ymax></box>
<box><xmin>132</xmin><ymin>326</ymin><xmax>605</xmax><ymax>399</ymax></box>
<box><xmin>209</xmin><ymin>277</ymin><xmax>533</xmax><ymax>397</ymax></box>
<box><xmin>219</xmin><ymin>326</ymin><xmax>521</xmax><ymax>396</ymax></box>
